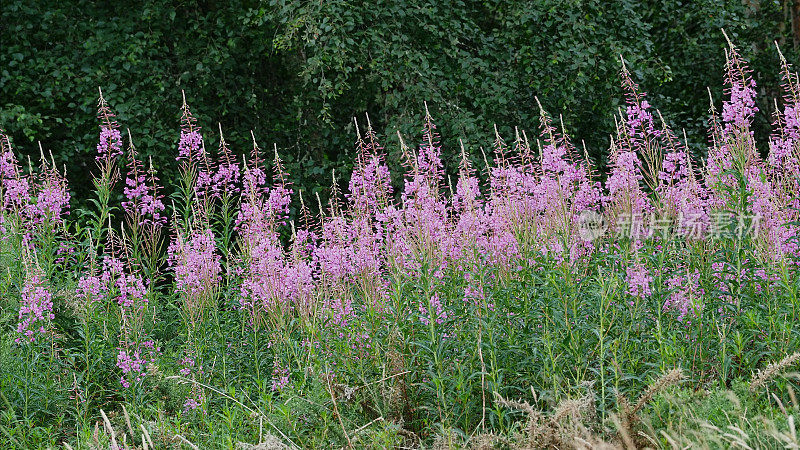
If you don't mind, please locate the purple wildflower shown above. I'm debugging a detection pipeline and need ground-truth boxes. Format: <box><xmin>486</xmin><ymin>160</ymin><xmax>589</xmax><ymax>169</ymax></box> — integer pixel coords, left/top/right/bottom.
<box><xmin>626</xmin><ymin>261</ymin><xmax>653</xmax><ymax>299</ymax></box>
<box><xmin>96</xmin><ymin>89</ymin><xmax>123</xmax><ymax>162</ymax></box>
<box><xmin>15</xmin><ymin>274</ymin><xmax>55</xmax><ymax>344</ymax></box>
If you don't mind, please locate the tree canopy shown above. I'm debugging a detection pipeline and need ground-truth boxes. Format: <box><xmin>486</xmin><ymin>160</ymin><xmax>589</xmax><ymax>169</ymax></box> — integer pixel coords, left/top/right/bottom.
<box><xmin>1</xmin><ymin>0</ymin><xmax>797</xmax><ymax>200</ymax></box>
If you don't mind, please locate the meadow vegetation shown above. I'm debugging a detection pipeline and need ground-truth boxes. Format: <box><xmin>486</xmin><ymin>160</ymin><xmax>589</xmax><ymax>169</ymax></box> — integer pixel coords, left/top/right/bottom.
<box><xmin>3</xmin><ymin>36</ymin><xmax>800</xmax><ymax>449</ymax></box>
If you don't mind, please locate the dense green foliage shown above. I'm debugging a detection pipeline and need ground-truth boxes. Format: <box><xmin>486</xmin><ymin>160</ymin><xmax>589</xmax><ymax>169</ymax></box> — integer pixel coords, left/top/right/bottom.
<box><xmin>1</xmin><ymin>0</ymin><xmax>797</xmax><ymax>201</ymax></box>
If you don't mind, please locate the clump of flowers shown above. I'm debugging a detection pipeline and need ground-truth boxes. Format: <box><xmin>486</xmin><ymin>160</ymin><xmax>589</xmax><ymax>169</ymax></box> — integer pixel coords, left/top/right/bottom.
<box><xmin>657</xmin><ymin>125</ymin><xmax>709</xmax><ymax>237</ymax></box>
<box><xmin>77</xmin><ymin>255</ymin><xmax>148</xmax><ymax>308</ymax></box>
<box><xmin>271</xmin><ymin>359</ymin><xmax>290</xmax><ymax>392</ymax></box>
<box><xmin>706</xmin><ymin>38</ymin><xmax>760</xmax><ymax>208</ymax></box>
<box><xmin>388</xmin><ymin>106</ymin><xmax>449</xmax><ymax>273</ymax></box>
<box><xmin>26</xmin><ymin>161</ymin><xmax>70</xmax><ymax>227</ymax></box>
<box><xmin>15</xmin><ymin>273</ymin><xmax>55</xmax><ymax>344</ymax></box>
<box><xmin>0</xmin><ymin>131</ymin><xmax>30</xmax><ymax>238</ymax></box>
<box><xmin>177</xmin><ymin>93</ymin><xmax>204</xmax><ymax>165</ymax></box>
<box><xmin>348</xmin><ymin>118</ymin><xmax>392</xmax><ymax>214</ymax></box>
<box><xmin>168</xmin><ymin>229</ymin><xmax>221</xmax><ymax>296</ymax></box>
<box><xmin>122</xmin><ymin>136</ymin><xmax>166</xmax><ymax>226</ymax></box>
<box><xmin>116</xmin><ymin>340</ymin><xmax>159</xmax><ymax>388</ymax></box>
<box><xmin>178</xmin><ymin>351</ymin><xmax>206</xmax><ymax>412</ymax></box>
<box><xmin>604</xmin><ymin>66</ymin><xmax>654</xmax><ymax>226</ymax></box>
<box><xmin>419</xmin><ymin>293</ymin><xmax>447</xmax><ymax>326</ymax></box>
<box><xmin>115</xmin><ymin>271</ymin><xmax>148</xmax><ymax>310</ymax></box>
<box><xmin>183</xmin><ymin>390</ymin><xmax>205</xmax><ymax>412</ymax></box>
<box><xmin>665</xmin><ymin>269</ymin><xmax>703</xmax><ymax>319</ymax></box>
<box><xmin>210</xmin><ymin>124</ymin><xmax>241</xmax><ymax>198</ymax></box>
<box><xmin>626</xmin><ymin>260</ymin><xmax>653</xmax><ymax>299</ymax></box>
<box><xmin>168</xmin><ymin>228</ymin><xmax>222</xmax><ymax>325</ymax></box>
<box><xmin>96</xmin><ymin>89</ymin><xmax>123</xmax><ymax>162</ymax></box>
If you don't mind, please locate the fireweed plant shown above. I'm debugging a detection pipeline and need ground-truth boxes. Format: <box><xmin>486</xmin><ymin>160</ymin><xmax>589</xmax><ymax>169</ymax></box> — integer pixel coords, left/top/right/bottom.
<box><xmin>2</xmin><ymin>39</ymin><xmax>800</xmax><ymax>447</ymax></box>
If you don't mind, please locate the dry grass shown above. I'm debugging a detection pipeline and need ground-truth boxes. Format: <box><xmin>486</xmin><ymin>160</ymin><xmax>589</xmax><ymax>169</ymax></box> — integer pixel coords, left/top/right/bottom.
<box><xmin>469</xmin><ymin>369</ymin><xmax>686</xmax><ymax>449</ymax></box>
<box><xmin>493</xmin><ymin>386</ymin><xmax>599</xmax><ymax>448</ymax></box>
<box><xmin>750</xmin><ymin>352</ymin><xmax>800</xmax><ymax>393</ymax></box>
<box><xmin>616</xmin><ymin>368</ymin><xmax>685</xmax><ymax>448</ymax></box>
